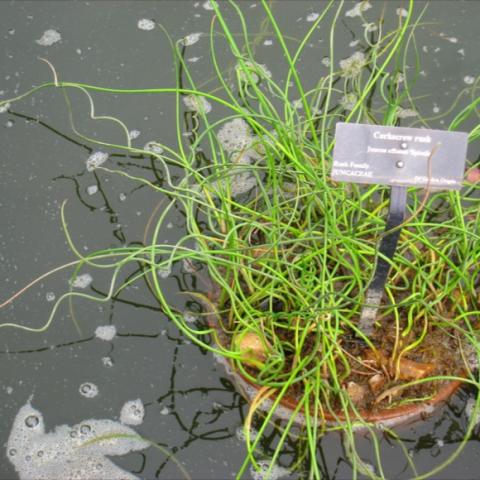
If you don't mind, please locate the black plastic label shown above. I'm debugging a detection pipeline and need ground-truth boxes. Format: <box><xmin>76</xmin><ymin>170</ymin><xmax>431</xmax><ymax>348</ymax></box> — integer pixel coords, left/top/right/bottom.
<box><xmin>331</xmin><ymin>123</ymin><xmax>468</xmax><ymax>190</ymax></box>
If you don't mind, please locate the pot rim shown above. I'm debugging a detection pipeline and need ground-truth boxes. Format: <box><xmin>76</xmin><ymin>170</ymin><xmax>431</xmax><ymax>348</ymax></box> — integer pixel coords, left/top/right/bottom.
<box><xmin>206</xmin><ymin>320</ymin><xmax>463</xmax><ymax>428</ymax></box>
<box><xmin>234</xmin><ymin>366</ymin><xmax>463</xmax><ymax>427</ymax></box>
<box><xmin>201</xmin><ymin>286</ymin><xmax>465</xmax><ymax>428</ymax></box>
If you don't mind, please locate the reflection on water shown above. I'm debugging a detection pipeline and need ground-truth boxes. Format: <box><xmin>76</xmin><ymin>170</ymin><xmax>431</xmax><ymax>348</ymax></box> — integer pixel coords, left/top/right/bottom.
<box><xmin>1</xmin><ymin>1</ymin><xmax>479</xmax><ymax>479</ymax></box>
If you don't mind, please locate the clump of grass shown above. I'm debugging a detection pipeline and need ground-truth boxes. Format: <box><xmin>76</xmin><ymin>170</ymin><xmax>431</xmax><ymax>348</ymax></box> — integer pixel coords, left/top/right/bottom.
<box><xmin>1</xmin><ymin>1</ymin><xmax>480</xmax><ymax>478</ymax></box>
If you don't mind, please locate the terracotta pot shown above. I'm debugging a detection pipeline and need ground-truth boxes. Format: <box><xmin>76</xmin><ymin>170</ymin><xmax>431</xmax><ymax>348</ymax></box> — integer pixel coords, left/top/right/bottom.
<box><xmin>200</xmin><ymin>282</ymin><xmax>464</xmax><ymax>429</ymax></box>
<box><xmin>213</xmin><ymin>352</ymin><xmax>463</xmax><ymax>429</ymax></box>
<box><xmin>206</xmin><ymin>321</ymin><xmax>463</xmax><ymax>429</ymax></box>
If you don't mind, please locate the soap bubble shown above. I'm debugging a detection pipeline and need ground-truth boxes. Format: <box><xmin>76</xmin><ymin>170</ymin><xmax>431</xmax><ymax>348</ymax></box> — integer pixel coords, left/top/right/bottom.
<box><xmin>182</xmin><ymin>94</ymin><xmax>212</xmax><ymax>114</ymax></box>
<box><xmin>137</xmin><ymin>19</ymin><xmax>155</xmax><ymax>31</ymax></box>
<box><xmin>345</xmin><ymin>1</ymin><xmax>371</xmax><ymax>18</ymax></box>
<box><xmin>143</xmin><ymin>141</ymin><xmax>164</xmax><ymax>155</ymax></box>
<box><xmin>36</xmin><ymin>29</ymin><xmax>61</xmax><ymax>46</ymax></box>
<box><xmin>182</xmin><ymin>32</ymin><xmax>202</xmax><ymax>46</ymax></box>
<box><xmin>94</xmin><ymin>325</ymin><xmax>117</xmax><ymax>342</ymax></box>
<box><xmin>0</xmin><ymin>102</ymin><xmax>10</xmax><ymax>113</ymax></box>
<box><xmin>46</xmin><ymin>292</ymin><xmax>56</xmax><ymax>302</ymax></box>
<box><xmin>306</xmin><ymin>12</ymin><xmax>319</xmax><ymax>22</ymax></box>
<box><xmin>120</xmin><ymin>399</ymin><xmax>145</xmax><ymax>426</ymax></box>
<box><xmin>71</xmin><ymin>273</ymin><xmax>93</xmax><ymax>289</ymax></box>
<box><xmin>128</xmin><ymin>129</ymin><xmax>140</xmax><ymax>140</ymax></box>
<box><xmin>79</xmin><ymin>383</ymin><xmax>99</xmax><ymax>399</ymax></box>
<box><xmin>25</xmin><ymin>415</ymin><xmax>40</xmax><ymax>428</ymax></box>
<box><xmin>86</xmin><ymin>151</ymin><xmax>108</xmax><ymax>172</ymax></box>
<box><xmin>339</xmin><ymin>51</ymin><xmax>366</xmax><ymax>78</ymax></box>
<box><xmin>80</xmin><ymin>424</ymin><xmax>91</xmax><ymax>435</ymax></box>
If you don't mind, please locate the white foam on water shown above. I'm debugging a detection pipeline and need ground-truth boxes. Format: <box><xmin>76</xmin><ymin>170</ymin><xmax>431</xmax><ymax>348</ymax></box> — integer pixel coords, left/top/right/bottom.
<box><xmin>363</xmin><ymin>22</ymin><xmax>377</xmax><ymax>32</ymax></box>
<box><xmin>362</xmin><ymin>462</ymin><xmax>376</xmax><ymax>476</ymax></box>
<box><xmin>465</xmin><ymin>398</ymin><xmax>480</xmax><ymax>425</ymax></box>
<box><xmin>464</xmin><ymin>75</ymin><xmax>475</xmax><ymax>85</ymax></box>
<box><xmin>143</xmin><ymin>141</ymin><xmax>164</xmax><ymax>155</ymax></box>
<box><xmin>137</xmin><ymin>19</ymin><xmax>155</xmax><ymax>31</ymax></box>
<box><xmin>447</xmin><ymin>36</ymin><xmax>458</xmax><ymax>43</ymax></box>
<box><xmin>86</xmin><ymin>151</ymin><xmax>108</xmax><ymax>172</ymax></box>
<box><xmin>345</xmin><ymin>1</ymin><xmax>372</xmax><ymax>18</ymax></box>
<box><xmin>339</xmin><ymin>51</ymin><xmax>366</xmax><ymax>77</ymax></box>
<box><xmin>196</xmin><ymin>118</ymin><xmax>263</xmax><ymax>198</ymax></box>
<box><xmin>45</xmin><ymin>292</ymin><xmax>55</xmax><ymax>302</ymax></box>
<box><xmin>263</xmin><ymin>39</ymin><xmax>273</xmax><ymax>46</ymax></box>
<box><xmin>340</xmin><ymin>93</ymin><xmax>358</xmax><ymax>111</ymax></box>
<box><xmin>306</xmin><ymin>12</ymin><xmax>319</xmax><ymax>22</ymax></box>
<box><xmin>236</xmin><ymin>61</ymin><xmax>272</xmax><ymax>84</ymax></box>
<box><xmin>35</xmin><ymin>29</ymin><xmax>61</xmax><ymax>46</ymax></box>
<box><xmin>160</xmin><ymin>406</ymin><xmax>170</xmax><ymax>415</ymax></box>
<box><xmin>349</xmin><ymin>39</ymin><xmax>360</xmax><ymax>47</ymax></box>
<box><xmin>119</xmin><ymin>192</ymin><xmax>127</xmax><ymax>202</ymax></box>
<box><xmin>0</xmin><ymin>102</ymin><xmax>10</xmax><ymax>113</ymax></box>
<box><xmin>396</xmin><ymin>107</ymin><xmax>418</xmax><ymax>119</ymax></box>
<box><xmin>202</xmin><ymin>0</ymin><xmax>215</xmax><ymax>10</ymax></box>
<box><xmin>79</xmin><ymin>383</ymin><xmax>98</xmax><ymax>399</ymax></box>
<box><xmin>235</xmin><ymin>425</ymin><xmax>258</xmax><ymax>442</ymax></box>
<box><xmin>183</xmin><ymin>311</ymin><xmax>197</xmax><ymax>323</ymax></box>
<box><xmin>182</xmin><ymin>32</ymin><xmax>202</xmax><ymax>46</ymax></box>
<box><xmin>458</xmin><ymin>48</ymin><xmax>465</xmax><ymax>57</ymax></box>
<box><xmin>187</xmin><ymin>56</ymin><xmax>201</xmax><ymax>63</ymax></box>
<box><xmin>120</xmin><ymin>399</ymin><xmax>145</xmax><ymax>426</ymax></box>
<box><xmin>94</xmin><ymin>325</ymin><xmax>117</xmax><ymax>342</ymax></box>
<box><xmin>182</xmin><ymin>94</ymin><xmax>212</xmax><ymax>114</ymax></box>
<box><xmin>396</xmin><ymin>7</ymin><xmax>408</xmax><ymax>18</ymax></box>
<box><xmin>321</xmin><ymin>56</ymin><xmax>331</xmax><ymax>67</ymax></box>
<box><xmin>86</xmin><ymin>185</ymin><xmax>98</xmax><ymax>195</ymax></box>
<box><xmin>7</xmin><ymin>399</ymin><xmax>149</xmax><ymax>480</ymax></box>
<box><xmin>128</xmin><ymin>129</ymin><xmax>140</xmax><ymax>140</ymax></box>
<box><xmin>217</xmin><ymin>118</ymin><xmax>262</xmax><ymax>159</ymax></box>
<box><xmin>291</xmin><ymin>99</ymin><xmax>303</xmax><ymax>110</ymax></box>
<box><xmin>249</xmin><ymin>460</ymin><xmax>290</xmax><ymax>480</ymax></box>
<box><xmin>157</xmin><ymin>264</ymin><xmax>172</xmax><ymax>279</ymax></box>
<box><xmin>71</xmin><ymin>273</ymin><xmax>93</xmax><ymax>289</ymax></box>
<box><xmin>101</xmin><ymin>356</ymin><xmax>114</xmax><ymax>368</ymax></box>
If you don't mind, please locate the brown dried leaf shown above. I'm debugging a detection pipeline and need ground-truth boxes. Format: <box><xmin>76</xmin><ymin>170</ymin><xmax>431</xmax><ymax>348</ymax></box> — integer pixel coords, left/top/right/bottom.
<box><xmin>374</xmin><ymin>384</ymin><xmax>407</xmax><ymax>404</ymax></box>
<box><xmin>346</xmin><ymin>381</ymin><xmax>368</xmax><ymax>405</ymax></box>
<box><xmin>368</xmin><ymin>374</ymin><xmax>386</xmax><ymax>395</ymax></box>
<box><xmin>396</xmin><ymin>357</ymin><xmax>435</xmax><ymax>381</ymax></box>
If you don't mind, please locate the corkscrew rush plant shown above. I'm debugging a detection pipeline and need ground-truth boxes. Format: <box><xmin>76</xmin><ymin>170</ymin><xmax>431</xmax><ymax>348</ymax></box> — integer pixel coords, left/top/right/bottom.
<box><xmin>1</xmin><ymin>1</ymin><xmax>480</xmax><ymax>479</ymax></box>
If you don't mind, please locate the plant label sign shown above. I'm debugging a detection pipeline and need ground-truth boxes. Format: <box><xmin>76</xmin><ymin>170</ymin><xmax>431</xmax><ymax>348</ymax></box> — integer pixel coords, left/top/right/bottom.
<box><xmin>331</xmin><ymin>123</ymin><xmax>468</xmax><ymax>190</ymax></box>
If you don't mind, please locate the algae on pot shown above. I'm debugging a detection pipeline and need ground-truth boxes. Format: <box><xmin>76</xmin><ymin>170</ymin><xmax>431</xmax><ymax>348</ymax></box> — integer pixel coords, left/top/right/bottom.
<box><xmin>1</xmin><ymin>0</ymin><xmax>480</xmax><ymax>479</ymax></box>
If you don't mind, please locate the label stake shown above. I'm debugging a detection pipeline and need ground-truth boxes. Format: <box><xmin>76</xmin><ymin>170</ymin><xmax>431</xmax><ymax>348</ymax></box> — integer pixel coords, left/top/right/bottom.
<box><xmin>331</xmin><ymin>122</ymin><xmax>469</xmax><ymax>335</ymax></box>
<box><xmin>358</xmin><ymin>185</ymin><xmax>408</xmax><ymax>335</ymax></box>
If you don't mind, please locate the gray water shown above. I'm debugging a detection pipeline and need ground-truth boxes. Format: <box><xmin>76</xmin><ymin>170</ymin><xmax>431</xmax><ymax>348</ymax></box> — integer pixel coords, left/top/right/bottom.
<box><xmin>0</xmin><ymin>1</ymin><xmax>479</xmax><ymax>479</ymax></box>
